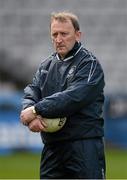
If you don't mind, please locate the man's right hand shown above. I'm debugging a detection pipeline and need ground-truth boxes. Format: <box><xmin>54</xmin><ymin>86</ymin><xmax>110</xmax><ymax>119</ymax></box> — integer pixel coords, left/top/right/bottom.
<box><xmin>28</xmin><ymin>116</ymin><xmax>47</xmax><ymax>132</ymax></box>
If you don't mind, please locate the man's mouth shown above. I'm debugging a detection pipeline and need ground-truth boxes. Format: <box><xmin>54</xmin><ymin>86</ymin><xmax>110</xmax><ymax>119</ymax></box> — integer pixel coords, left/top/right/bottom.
<box><xmin>57</xmin><ymin>46</ymin><xmax>65</xmax><ymax>49</ymax></box>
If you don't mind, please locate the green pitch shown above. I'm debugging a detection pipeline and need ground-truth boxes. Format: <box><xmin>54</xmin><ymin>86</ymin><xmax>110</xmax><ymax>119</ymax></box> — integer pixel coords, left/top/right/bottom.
<box><xmin>0</xmin><ymin>151</ymin><xmax>41</xmax><ymax>179</ymax></box>
<box><xmin>0</xmin><ymin>148</ymin><xmax>127</xmax><ymax>179</ymax></box>
<box><xmin>106</xmin><ymin>148</ymin><xmax>127</xmax><ymax>179</ymax></box>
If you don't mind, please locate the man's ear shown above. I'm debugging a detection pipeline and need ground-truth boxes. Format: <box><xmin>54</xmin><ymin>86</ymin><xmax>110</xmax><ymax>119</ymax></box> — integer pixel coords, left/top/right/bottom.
<box><xmin>75</xmin><ymin>31</ymin><xmax>82</xmax><ymax>42</ymax></box>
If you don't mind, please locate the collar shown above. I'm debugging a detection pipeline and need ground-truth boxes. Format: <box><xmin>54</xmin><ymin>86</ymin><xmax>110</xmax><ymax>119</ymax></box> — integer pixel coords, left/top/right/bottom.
<box><xmin>56</xmin><ymin>42</ymin><xmax>82</xmax><ymax>61</ymax></box>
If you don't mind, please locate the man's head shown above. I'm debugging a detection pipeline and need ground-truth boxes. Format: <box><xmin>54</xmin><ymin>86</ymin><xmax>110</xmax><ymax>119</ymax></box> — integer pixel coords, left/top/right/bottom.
<box><xmin>50</xmin><ymin>11</ymin><xmax>81</xmax><ymax>59</ymax></box>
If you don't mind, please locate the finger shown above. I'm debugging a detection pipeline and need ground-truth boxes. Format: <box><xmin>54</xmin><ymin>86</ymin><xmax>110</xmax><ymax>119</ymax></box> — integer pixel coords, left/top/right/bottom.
<box><xmin>28</xmin><ymin>119</ymin><xmax>44</xmax><ymax>132</ymax></box>
<box><xmin>20</xmin><ymin>112</ymin><xmax>34</xmax><ymax>125</ymax></box>
<box><xmin>37</xmin><ymin>117</ymin><xmax>47</xmax><ymax>128</ymax></box>
<box><xmin>29</xmin><ymin>124</ymin><xmax>39</xmax><ymax>132</ymax></box>
<box><xmin>20</xmin><ymin>114</ymin><xmax>27</xmax><ymax>125</ymax></box>
<box><xmin>20</xmin><ymin>114</ymin><xmax>25</xmax><ymax>124</ymax></box>
<box><xmin>40</xmin><ymin>120</ymin><xmax>47</xmax><ymax>128</ymax></box>
<box><xmin>23</xmin><ymin>122</ymin><xmax>29</xmax><ymax>126</ymax></box>
<box><xmin>29</xmin><ymin>128</ymin><xmax>40</xmax><ymax>133</ymax></box>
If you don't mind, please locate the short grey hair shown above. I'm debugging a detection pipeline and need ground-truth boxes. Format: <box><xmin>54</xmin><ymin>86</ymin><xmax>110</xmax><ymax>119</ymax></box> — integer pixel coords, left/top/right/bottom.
<box><xmin>50</xmin><ymin>11</ymin><xmax>80</xmax><ymax>31</ymax></box>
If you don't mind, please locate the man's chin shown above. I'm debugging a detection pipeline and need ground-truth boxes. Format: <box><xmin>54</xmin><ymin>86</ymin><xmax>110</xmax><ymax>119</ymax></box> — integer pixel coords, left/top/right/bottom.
<box><xmin>57</xmin><ymin>51</ymin><xmax>67</xmax><ymax>58</ymax></box>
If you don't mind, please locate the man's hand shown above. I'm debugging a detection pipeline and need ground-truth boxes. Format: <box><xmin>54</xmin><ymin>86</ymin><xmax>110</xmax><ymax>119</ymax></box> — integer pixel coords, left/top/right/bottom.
<box><xmin>28</xmin><ymin>116</ymin><xmax>47</xmax><ymax>132</ymax></box>
<box><xmin>20</xmin><ymin>106</ymin><xmax>36</xmax><ymax>125</ymax></box>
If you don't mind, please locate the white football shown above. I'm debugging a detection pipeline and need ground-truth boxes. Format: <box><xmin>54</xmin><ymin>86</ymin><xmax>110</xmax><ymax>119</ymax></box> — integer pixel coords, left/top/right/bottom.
<box><xmin>42</xmin><ymin>117</ymin><xmax>66</xmax><ymax>133</ymax></box>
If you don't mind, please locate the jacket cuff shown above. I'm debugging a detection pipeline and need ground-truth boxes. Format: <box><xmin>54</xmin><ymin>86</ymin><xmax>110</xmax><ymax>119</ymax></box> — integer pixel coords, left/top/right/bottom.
<box><xmin>34</xmin><ymin>104</ymin><xmax>41</xmax><ymax>116</ymax></box>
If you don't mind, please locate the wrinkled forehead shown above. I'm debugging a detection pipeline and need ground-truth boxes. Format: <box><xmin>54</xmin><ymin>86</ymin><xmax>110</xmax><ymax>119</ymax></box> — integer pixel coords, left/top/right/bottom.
<box><xmin>50</xmin><ymin>19</ymin><xmax>75</xmax><ymax>35</ymax></box>
<box><xmin>50</xmin><ymin>17</ymin><xmax>73</xmax><ymax>28</ymax></box>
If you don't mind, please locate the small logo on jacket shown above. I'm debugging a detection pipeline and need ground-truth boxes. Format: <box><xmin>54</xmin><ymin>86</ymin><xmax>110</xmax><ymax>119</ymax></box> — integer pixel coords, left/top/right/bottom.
<box><xmin>67</xmin><ymin>66</ymin><xmax>76</xmax><ymax>80</ymax></box>
<box><xmin>68</xmin><ymin>66</ymin><xmax>76</xmax><ymax>75</ymax></box>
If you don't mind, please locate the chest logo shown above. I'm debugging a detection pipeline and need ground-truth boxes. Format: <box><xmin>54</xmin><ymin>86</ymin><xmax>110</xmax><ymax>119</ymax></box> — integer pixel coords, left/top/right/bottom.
<box><xmin>67</xmin><ymin>66</ymin><xmax>76</xmax><ymax>80</ymax></box>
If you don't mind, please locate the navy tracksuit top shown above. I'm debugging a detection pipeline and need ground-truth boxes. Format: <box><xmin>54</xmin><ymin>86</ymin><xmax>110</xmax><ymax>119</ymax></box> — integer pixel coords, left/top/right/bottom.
<box><xmin>22</xmin><ymin>42</ymin><xmax>105</xmax><ymax>144</ymax></box>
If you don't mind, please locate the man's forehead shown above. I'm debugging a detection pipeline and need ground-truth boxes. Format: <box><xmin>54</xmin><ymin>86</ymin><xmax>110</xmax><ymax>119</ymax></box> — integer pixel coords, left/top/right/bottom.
<box><xmin>51</xmin><ymin>18</ymin><xmax>73</xmax><ymax>26</ymax></box>
<box><xmin>51</xmin><ymin>19</ymin><xmax>74</xmax><ymax>30</ymax></box>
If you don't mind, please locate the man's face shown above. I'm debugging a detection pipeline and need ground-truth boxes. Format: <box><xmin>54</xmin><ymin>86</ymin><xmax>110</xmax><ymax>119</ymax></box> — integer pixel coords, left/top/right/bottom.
<box><xmin>51</xmin><ymin>19</ymin><xmax>81</xmax><ymax>59</ymax></box>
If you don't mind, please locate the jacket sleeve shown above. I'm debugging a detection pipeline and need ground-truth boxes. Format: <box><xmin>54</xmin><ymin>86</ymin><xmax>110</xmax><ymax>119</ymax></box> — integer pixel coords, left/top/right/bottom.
<box><xmin>34</xmin><ymin>59</ymin><xmax>105</xmax><ymax>118</ymax></box>
<box><xmin>22</xmin><ymin>66</ymin><xmax>42</xmax><ymax>110</ymax></box>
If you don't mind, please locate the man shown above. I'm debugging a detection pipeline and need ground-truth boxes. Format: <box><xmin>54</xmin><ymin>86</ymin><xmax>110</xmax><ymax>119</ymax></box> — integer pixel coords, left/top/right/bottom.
<box><xmin>20</xmin><ymin>11</ymin><xmax>106</xmax><ymax>179</ymax></box>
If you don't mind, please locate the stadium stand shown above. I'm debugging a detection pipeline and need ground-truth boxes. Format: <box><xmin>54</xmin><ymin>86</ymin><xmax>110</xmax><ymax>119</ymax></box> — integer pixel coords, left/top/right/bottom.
<box><xmin>0</xmin><ymin>0</ymin><xmax>127</xmax><ymax>93</ymax></box>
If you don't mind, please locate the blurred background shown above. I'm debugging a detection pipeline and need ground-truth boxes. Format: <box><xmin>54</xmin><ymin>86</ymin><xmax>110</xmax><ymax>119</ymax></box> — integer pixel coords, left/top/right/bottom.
<box><xmin>0</xmin><ymin>0</ymin><xmax>127</xmax><ymax>179</ymax></box>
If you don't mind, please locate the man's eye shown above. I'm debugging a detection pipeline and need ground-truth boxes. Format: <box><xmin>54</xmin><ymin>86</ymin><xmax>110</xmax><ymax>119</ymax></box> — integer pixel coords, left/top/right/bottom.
<box><xmin>62</xmin><ymin>32</ymin><xmax>68</xmax><ymax>36</ymax></box>
<box><xmin>52</xmin><ymin>33</ymin><xmax>57</xmax><ymax>38</ymax></box>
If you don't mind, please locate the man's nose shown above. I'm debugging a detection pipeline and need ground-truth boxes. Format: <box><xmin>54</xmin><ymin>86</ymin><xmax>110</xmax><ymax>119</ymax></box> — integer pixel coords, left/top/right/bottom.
<box><xmin>56</xmin><ymin>34</ymin><xmax>62</xmax><ymax>43</ymax></box>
